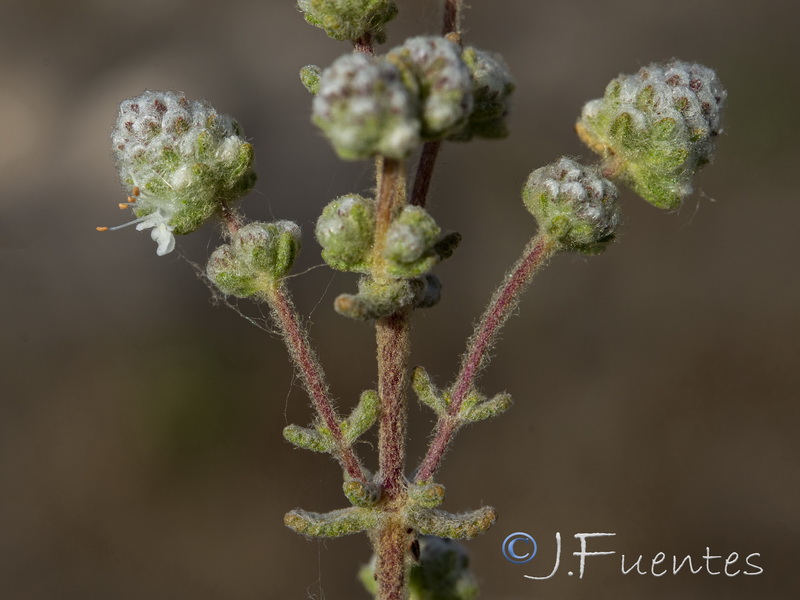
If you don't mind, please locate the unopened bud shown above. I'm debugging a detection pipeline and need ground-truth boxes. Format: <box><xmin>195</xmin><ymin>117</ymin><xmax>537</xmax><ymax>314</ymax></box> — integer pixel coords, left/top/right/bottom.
<box><xmin>316</xmin><ymin>194</ymin><xmax>376</xmax><ymax>272</ymax></box>
<box><xmin>523</xmin><ymin>157</ymin><xmax>620</xmax><ymax>254</ymax></box>
<box><xmin>383</xmin><ymin>206</ymin><xmax>442</xmax><ymax>277</ymax></box>
<box><xmin>298</xmin><ymin>0</ymin><xmax>398</xmax><ymax>44</ymax></box>
<box><xmin>207</xmin><ymin>221</ymin><xmax>301</xmax><ymax>297</ymax></box>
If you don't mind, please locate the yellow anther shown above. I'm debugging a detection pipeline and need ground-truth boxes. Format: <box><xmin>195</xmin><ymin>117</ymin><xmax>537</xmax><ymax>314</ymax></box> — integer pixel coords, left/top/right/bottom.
<box><xmin>96</xmin><ymin>226</ymin><xmax>109</xmax><ymax>232</ymax></box>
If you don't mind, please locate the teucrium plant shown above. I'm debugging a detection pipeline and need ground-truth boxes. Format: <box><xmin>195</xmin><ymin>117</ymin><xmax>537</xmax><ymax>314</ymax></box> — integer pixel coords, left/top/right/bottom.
<box><xmin>99</xmin><ymin>2</ymin><xmax>726</xmax><ymax>598</ymax></box>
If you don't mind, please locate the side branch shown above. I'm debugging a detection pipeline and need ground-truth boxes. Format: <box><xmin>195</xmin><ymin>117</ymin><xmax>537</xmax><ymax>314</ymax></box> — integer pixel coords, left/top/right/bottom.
<box><xmin>410</xmin><ymin>141</ymin><xmax>441</xmax><ymax>208</ymax></box>
<box><xmin>268</xmin><ymin>285</ymin><xmax>367</xmax><ymax>482</ymax></box>
<box><xmin>408</xmin><ymin>0</ymin><xmax>463</xmax><ymax>209</ymax></box>
<box><xmin>415</xmin><ymin>233</ymin><xmax>557</xmax><ymax>482</ymax></box>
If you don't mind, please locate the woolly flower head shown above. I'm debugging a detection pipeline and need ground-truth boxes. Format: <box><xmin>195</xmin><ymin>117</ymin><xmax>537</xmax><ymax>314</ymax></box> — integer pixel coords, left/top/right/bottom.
<box><xmin>298</xmin><ymin>0</ymin><xmax>398</xmax><ymax>43</ymax></box>
<box><xmin>523</xmin><ymin>157</ymin><xmax>620</xmax><ymax>254</ymax></box>
<box><xmin>387</xmin><ymin>36</ymin><xmax>473</xmax><ymax>138</ymax></box>
<box><xmin>105</xmin><ymin>91</ymin><xmax>256</xmax><ymax>255</ymax></box>
<box><xmin>577</xmin><ymin>60</ymin><xmax>726</xmax><ymax>209</ymax></box>
<box><xmin>312</xmin><ymin>53</ymin><xmax>420</xmax><ymax>160</ymax></box>
<box><xmin>451</xmin><ymin>46</ymin><xmax>516</xmax><ymax>141</ymax></box>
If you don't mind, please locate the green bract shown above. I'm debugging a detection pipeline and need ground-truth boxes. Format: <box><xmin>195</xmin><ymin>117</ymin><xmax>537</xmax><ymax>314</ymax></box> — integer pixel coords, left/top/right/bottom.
<box><xmin>523</xmin><ymin>157</ymin><xmax>620</xmax><ymax>254</ymax></box>
<box><xmin>206</xmin><ymin>221</ymin><xmax>302</xmax><ymax>297</ymax></box>
<box><xmin>334</xmin><ymin>276</ymin><xmax>423</xmax><ymax>320</ymax></box>
<box><xmin>111</xmin><ymin>91</ymin><xmax>256</xmax><ymax>252</ymax></box>
<box><xmin>577</xmin><ymin>60</ymin><xmax>726</xmax><ymax>209</ymax></box>
<box><xmin>297</xmin><ymin>0</ymin><xmax>398</xmax><ymax>43</ymax></box>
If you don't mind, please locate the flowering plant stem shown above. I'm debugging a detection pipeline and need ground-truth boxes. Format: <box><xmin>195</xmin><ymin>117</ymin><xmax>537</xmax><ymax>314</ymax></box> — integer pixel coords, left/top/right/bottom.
<box><xmin>267</xmin><ymin>283</ymin><xmax>367</xmax><ymax>483</ymax></box>
<box><xmin>372</xmin><ymin>156</ymin><xmax>412</xmax><ymax>599</ymax></box>
<box><xmin>416</xmin><ymin>233</ymin><xmax>558</xmax><ymax>483</ymax></box>
<box><xmin>103</xmin><ymin>0</ymin><xmax>726</xmax><ymax>595</ymax></box>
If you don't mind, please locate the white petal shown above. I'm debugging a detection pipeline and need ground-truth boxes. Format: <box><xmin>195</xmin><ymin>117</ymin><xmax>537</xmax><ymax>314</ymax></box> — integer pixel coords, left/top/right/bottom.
<box><xmin>151</xmin><ymin>224</ymin><xmax>176</xmax><ymax>256</ymax></box>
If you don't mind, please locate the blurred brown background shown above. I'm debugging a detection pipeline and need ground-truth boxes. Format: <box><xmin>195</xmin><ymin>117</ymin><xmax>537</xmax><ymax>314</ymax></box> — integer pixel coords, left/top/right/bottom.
<box><xmin>1</xmin><ymin>0</ymin><xmax>798</xmax><ymax>598</ymax></box>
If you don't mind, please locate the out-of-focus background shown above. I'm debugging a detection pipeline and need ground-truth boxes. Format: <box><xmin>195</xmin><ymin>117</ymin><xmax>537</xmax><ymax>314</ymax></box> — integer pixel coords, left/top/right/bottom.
<box><xmin>1</xmin><ymin>1</ymin><xmax>798</xmax><ymax>598</ymax></box>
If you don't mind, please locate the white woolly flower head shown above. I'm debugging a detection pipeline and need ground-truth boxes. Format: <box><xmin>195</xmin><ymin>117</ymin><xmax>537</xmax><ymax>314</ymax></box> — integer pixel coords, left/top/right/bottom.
<box><xmin>450</xmin><ymin>46</ymin><xmax>516</xmax><ymax>140</ymax></box>
<box><xmin>103</xmin><ymin>91</ymin><xmax>256</xmax><ymax>255</ymax></box>
<box><xmin>387</xmin><ymin>36</ymin><xmax>473</xmax><ymax>138</ymax></box>
<box><xmin>312</xmin><ymin>53</ymin><xmax>421</xmax><ymax>160</ymax></box>
<box><xmin>577</xmin><ymin>60</ymin><xmax>726</xmax><ymax>209</ymax></box>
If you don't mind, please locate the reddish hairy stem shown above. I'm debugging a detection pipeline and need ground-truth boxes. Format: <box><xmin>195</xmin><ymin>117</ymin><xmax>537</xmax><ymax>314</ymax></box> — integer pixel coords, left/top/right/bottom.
<box><xmin>410</xmin><ymin>140</ymin><xmax>441</xmax><ymax>208</ymax></box>
<box><xmin>372</xmin><ymin>158</ymin><xmax>403</xmax><ymax>264</ymax></box>
<box><xmin>415</xmin><ymin>234</ymin><xmax>557</xmax><ymax>482</ymax></box>
<box><xmin>374</xmin><ymin>512</ymin><xmax>409</xmax><ymax>600</ymax></box>
<box><xmin>409</xmin><ymin>0</ymin><xmax>462</xmax><ymax>209</ymax></box>
<box><xmin>353</xmin><ymin>32</ymin><xmax>375</xmax><ymax>55</ymax></box>
<box><xmin>442</xmin><ymin>0</ymin><xmax>462</xmax><ymax>37</ymax></box>
<box><xmin>268</xmin><ymin>285</ymin><xmax>366</xmax><ymax>482</ymax></box>
<box><xmin>376</xmin><ymin>312</ymin><xmax>410</xmax><ymax>496</ymax></box>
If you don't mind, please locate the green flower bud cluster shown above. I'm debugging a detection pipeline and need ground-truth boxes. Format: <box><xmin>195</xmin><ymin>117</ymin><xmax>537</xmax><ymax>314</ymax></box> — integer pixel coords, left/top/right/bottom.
<box><xmin>206</xmin><ymin>221</ymin><xmax>301</xmax><ymax>298</ymax></box>
<box><xmin>523</xmin><ymin>157</ymin><xmax>620</xmax><ymax>254</ymax></box>
<box><xmin>312</xmin><ymin>53</ymin><xmax>420</xmax><ymax>160</ymax></box>
<box><xmin>317</xmin><ymin>196</ymin><xmax>458</xmax><ymax>277</ymax></box>
<box><xmin>297</xmin><ymin>0</ymin><xmax>398</xmax><ymax>44</ymax></box>
<box><xmin>312</xmin><ymin>37</ymin><xmax>516</xmax><ymax>159</ymax></box>
<box><xmin>360</xmin><ymin>536</ymin><xmax>479</xmax><ymax>600</ymax></box>
<box><xmin>110</xmin><ymin>91</ymin><xmax>256</xmax><ymax>254</ymax></box>
<box><xmin>577</xmin><ymin>60</ymin><xmax>726</xmax><ymax>209</ymax></box>
<box><xmin>315</xmin><ymin>195</ymin><xmax>458</xmax><ymax>319</ymax></box>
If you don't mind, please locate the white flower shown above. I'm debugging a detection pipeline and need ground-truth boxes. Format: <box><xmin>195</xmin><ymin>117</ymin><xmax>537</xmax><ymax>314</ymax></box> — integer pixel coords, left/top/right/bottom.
<box><xmin>102</xmin><ymin>204</ymin><xmax>177</xmax><ymax>256</ymax></box>
<box><xmin>135</xmin><ymin>210</ymin><xmax>176</xmax><ymax>256</ymax></box>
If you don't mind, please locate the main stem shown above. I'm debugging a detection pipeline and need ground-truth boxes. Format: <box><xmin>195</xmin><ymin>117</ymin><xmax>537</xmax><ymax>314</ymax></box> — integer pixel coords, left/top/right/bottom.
<box><xmin>376</xmin><ymin>311</ymin><xmax>410</xmax><ymax>495</ymax></box>
<box><xmin>267</xmin><ymin>285</ymin><xmax>366</xmax><ymax>482</ymax></box>
<box><xmin>415</xmin><ymin>234</ymin><xmax>558</xmax><ymax>482</ymax></box>
<box><xmin>371</xmin><ymin>157</ymin><xmax>412</xmax><ymax>600</ymax></box>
